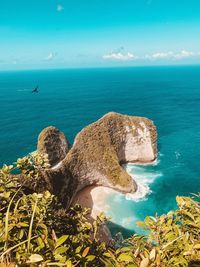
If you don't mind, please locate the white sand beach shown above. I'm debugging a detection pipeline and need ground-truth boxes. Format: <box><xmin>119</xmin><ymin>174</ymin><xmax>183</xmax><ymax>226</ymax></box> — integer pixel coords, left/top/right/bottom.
<box><xmin>73</xmin><ymin>185</ymin><xmax>116</xmax><ymax>219</ymax></box>
<box><xmin>73</xmin><ymin>186</ymin><xmax>118</xmax><ymax>242</ymax></box>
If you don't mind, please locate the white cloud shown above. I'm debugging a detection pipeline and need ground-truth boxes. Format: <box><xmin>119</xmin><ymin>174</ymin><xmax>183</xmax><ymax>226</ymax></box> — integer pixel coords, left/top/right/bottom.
<box><xmin>45</xmin><ymin>52</ymin><xmax>57</xmax><ymax>61</ymax></box>
<box><xmin>145</xmin><ymin>51</ymin><xmax>174</xmax><ymax>59</ymax></box>
<box><xmin>103</xmin><ymin>52</ymin><xmax>137</xmax><ymax>61</ymax></box>
<box><xmin>174</xmin><ymin>50</ymin><xmax>194</xmax><ymax>59</ymax></box>
<box><xmin>102</xmin><ymin>49</ymin><xmax>199</xmax><ymax>64</ymax></box>
<box><xmin>145</xmin><ymin>50</ymin><xmax>196</xmax><ymax>60</ymax></box>
<box><xmin>57</xmin><ymin>4</ymin><xmax>64</xmax><ymax>12</ymax></box>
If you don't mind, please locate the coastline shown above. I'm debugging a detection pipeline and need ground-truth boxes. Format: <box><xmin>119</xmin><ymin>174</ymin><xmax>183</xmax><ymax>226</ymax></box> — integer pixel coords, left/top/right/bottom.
<box><xmin>72</xmin><ymin>185</ymin><xmax>116</xmax><ymax>220</ymax></box>
<box><xmin>73</xmin><ymin>186</ymin><xmax>117</xmax><ymax>242</ymax></box>
<box><xmin>72</xmin><ymin>160</ymin><xmax>163</xmax><ymax>236</ymax></box>
<box><xmin>72</xmin><ymin>160</ymin><xmax>161</xmax><ymax>218</ymax></box>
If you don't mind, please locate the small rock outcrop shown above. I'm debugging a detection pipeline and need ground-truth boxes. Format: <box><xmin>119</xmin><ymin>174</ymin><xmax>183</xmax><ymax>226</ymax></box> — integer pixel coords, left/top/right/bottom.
<box><xmin>37</xmin><ymin>126</ymin><xmax>70</xmax><ymax>166</ymax></box>
<box><xmin>39</xmin><ymin>112</ymin><xmax>157</xmax><ymax>207</ymax></box>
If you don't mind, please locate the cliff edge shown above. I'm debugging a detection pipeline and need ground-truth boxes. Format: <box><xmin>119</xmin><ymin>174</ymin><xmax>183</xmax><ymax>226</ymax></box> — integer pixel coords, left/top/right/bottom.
<box><xmin>37</xmin><ymin>112</ymin><xmax>157</xmax><ymax>207</ymax></box>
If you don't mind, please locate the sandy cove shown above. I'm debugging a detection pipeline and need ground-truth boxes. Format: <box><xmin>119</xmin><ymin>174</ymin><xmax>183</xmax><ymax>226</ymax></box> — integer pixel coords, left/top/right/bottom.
<box><xmin>73</xmin><ymin>186</ymin><xmax>118</xmax><ymax>242</ymax></box>
<box><xmin>73</xmin><ymin>185</ymin><xmax>116</xmax><ymax>220</ymax></box>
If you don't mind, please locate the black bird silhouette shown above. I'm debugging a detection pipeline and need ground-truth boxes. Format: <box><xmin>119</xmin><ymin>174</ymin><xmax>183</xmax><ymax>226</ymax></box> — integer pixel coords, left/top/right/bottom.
<box><xmin>32</xmin><ymin>85</ymin><xmax>39</xmax><ymax>93</ymax></box>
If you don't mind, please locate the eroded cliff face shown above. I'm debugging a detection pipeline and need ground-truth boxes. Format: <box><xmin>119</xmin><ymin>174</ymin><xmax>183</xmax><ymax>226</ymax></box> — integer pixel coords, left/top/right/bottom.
<box><xmin>37</xmin><ymin>112</ymin><xmax>157</xmax><ymax>207</ymax></box>
<box><xmin>37</xmin><ymin>126</ymin><xmax>70</xmax><ymax>166</ymax></box>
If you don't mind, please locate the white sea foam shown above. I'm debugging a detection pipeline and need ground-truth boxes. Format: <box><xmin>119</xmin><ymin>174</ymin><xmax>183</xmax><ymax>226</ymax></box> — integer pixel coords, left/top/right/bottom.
<box><xmin>17</xmin><ymin>89</ymin><xmax>30</xmax><ymax>92</ymax></box>
<box><xmin>124</xmin><ymin>164</ymin><xmax>163</xmax><ymax>202</ymax></box>
<box><xmin>113</xmin><ymin>193</ymin><xmax>123</xmax><ymax>203</ymax></box>
<box><xmin>121</xmin><ymin>216</ymin><xmax>138</xmax><ymax>228</ymax></box>
<box><xmin>151</xmin><ymin>157</ymin><xmax>161</xmax><ymax>166</ymax></box>
<box><xmin>175</xmin><ymin>151</ymin><xmax>181</xmax><ymax>159</ymax></box>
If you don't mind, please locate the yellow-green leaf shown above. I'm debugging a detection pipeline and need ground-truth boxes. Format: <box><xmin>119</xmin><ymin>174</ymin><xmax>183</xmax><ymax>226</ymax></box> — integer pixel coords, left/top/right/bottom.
<box><xmin>55</xmin><ymin>235</ymin><xmax>68</xmax><ymax>248</ymax></box>
<box><xmin>86</xmin><ymin>255</ymin><xmax>96</xmax><ymax>261</ymax></box>
<box><xmin>118</xmin><ymin>253</ymin><xmax>133</xmax><ymax>262</ymax></box>
<box><xmin>66</xmin><ymin>260</ymin><xmax>72</xmax><ymax>267</ymax></box>
<box><xmin>28</xmin><ymin>254</ymin><xmax>43</xmax><ymax>263</ymax></box>
<box><xmin>55</xmin><ymin>246</ymin><xmax>69</xmax><ymax>255</ymax></box>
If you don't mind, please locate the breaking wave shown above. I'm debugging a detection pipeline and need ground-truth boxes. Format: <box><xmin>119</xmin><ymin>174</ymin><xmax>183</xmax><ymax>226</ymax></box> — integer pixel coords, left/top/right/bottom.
<box><xmin>124</xmin><ymin>163</ymin><xmax>163</xmax><ymax>202</ymax></box>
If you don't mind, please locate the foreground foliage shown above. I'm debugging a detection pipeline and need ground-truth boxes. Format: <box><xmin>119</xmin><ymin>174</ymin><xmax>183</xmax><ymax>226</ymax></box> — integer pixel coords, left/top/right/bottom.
<box><xmin>109</xmin><ymin>194</ymin><xmax>200</xmax><ymax>267</ymax></box>
<box><xmin>0</xmin><ymin>157</ymin><xmax>107</xmax><ymax>266</ymax></box>
<box><xmin>0</xmin><ymin>153</ymin><xmax>200</xmax><ymax>266</ymax></box>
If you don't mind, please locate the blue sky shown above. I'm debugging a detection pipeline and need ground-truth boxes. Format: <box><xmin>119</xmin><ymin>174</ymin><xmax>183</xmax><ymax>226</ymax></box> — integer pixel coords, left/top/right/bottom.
<box><xmin>1</xmin><ymin>0</ymin><xmax>200</xmax><ymax>70</ymax></box>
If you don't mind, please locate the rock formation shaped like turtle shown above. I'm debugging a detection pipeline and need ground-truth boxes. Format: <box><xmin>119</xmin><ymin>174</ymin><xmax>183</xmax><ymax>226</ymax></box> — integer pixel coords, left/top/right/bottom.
<box><xmin>37</xmin><ymin>112</ymin><xmax>157</xmax><ymax>207</ymax></box>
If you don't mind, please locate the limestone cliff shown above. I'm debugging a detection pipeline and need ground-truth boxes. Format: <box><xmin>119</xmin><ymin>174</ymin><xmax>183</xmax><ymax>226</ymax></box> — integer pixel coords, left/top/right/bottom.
<box><xmin>38</xmin><ymin>112</ymin><xmax>157</xmax><ymax>207</ymax></box>
<box><xmin>37</xmin><ymin>126</ymin><xmax>70</xmax><ymax>166</ymax></box>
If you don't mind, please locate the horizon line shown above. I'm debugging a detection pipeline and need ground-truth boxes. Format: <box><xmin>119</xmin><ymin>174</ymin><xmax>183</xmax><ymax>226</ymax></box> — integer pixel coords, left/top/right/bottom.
<box><xmin>0</xmin><ymin>63</ymin><xmax>200</xmax><ymax>73</ymax></box>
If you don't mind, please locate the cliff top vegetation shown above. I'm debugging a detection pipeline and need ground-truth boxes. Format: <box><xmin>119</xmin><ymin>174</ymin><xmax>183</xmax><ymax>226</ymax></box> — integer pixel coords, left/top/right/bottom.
<box><xmin>0</xmin><ymin>153</ymin><xmax>199</xmax><ymax>266</ymax></box>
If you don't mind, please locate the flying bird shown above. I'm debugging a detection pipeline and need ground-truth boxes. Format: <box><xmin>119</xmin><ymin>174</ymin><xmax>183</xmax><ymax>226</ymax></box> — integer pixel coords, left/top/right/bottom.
<box><xmin>32</xmin><ymin>86</ymin><xmax>39</xmax><ymax>93</ymax></box>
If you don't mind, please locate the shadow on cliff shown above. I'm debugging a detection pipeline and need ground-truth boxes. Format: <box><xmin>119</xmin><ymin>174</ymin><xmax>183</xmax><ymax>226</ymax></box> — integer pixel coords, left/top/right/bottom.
<box><xmin>106</xmin><ymin>221</ymin><xmax>135</xmax><ymax>239</ymax></box>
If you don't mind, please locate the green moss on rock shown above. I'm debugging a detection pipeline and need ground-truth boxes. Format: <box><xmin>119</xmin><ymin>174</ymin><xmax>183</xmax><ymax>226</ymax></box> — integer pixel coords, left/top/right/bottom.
<box><xmin>38</xmin><ymin>112</ymin><xmax>157</xmax><ymax>206</ymax></box>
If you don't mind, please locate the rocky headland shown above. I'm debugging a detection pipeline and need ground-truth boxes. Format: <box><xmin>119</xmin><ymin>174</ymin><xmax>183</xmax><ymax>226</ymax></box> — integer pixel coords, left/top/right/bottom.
<box><xmin>35</xmin><ymin>112</ymin><xmax>157</xmax><ymax>208</ymax></box>
<box><xmin>38</xmin><ymin>126</ymin><xmax>70</xmax><ymax>166</ymax></box>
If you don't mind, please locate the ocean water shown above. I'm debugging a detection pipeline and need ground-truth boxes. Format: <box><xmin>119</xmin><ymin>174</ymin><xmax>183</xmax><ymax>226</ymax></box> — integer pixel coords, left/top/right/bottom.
<box><xmin>1</xmin><ymin>66</ymin><xmax>200</xmax><ymax>235</ymax></box>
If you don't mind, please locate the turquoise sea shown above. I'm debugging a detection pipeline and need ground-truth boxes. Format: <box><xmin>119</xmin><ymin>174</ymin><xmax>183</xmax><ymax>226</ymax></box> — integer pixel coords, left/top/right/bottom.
<box><xmin>1</xmin><ymin>66</ymin><xmax>200</xmax><ymax>236</ymax></box>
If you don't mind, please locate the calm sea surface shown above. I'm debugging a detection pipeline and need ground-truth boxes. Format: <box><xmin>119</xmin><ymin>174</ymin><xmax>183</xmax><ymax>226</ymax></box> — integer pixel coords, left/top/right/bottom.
<box><xmin>1</xmin><ymin>66</ymin><xmax>200</xmax><ymax>235</ymax></box>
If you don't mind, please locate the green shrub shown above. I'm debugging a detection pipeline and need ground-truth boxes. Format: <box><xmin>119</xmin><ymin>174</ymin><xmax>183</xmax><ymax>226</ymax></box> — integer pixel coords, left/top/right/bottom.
<box><xmin>0</xmin><ymin>155</ymin><xmax>108</xmax><ymax>266</ymax></box>
<box><xmin>106</xmin><ymin>194</ymin><xmax>200</xmax><ymax>267</ymax></box>
<box><xmin>0</xmin><ymin>153</ymin><xmax>200</xmax><ymax>266</ymax></box>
